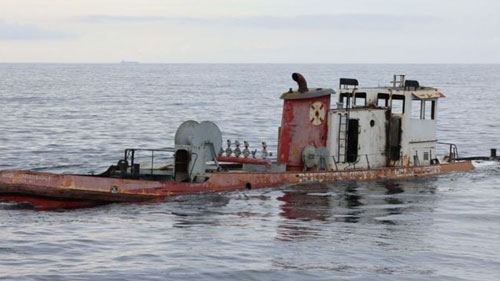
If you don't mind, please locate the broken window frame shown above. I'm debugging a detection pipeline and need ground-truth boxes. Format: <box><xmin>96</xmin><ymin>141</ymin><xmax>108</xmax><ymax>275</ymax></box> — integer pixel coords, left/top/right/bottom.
<box><xmin>411</xmin><ymin>98</ymin><xmax>423</xmax><ymax>119</ymax></box>
<box><xmin>424</xmin><ymin>100</ymin><xmax>436</xmax><ymax>120</ymax></box>
<box><xmin>354</xmin><ymin>92</ymin><xmax>367</xmax><ymax>107</ymax></box>
<box><xmin>390</xmin><ymin>94</ymin><xmax>405</xmax><ymax>115</ymax></box>
<box><xmin>340</xmin><ymin>93</ymin><xmax>352</xmax><ymax>109</ymax></box>
<box><xmin>377</xmin><ymin>93</ymin><xmax>390</xmax><ymax>107</ymax></box>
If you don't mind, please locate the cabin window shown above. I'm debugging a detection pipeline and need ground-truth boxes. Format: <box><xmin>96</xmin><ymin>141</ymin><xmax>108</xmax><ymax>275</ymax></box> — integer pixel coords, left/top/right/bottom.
<box><xmin>377</xmin><ymin>93</ymin><xmax>389</xmax><ymax>107</ymax></box>
<box><xmin>340</xmin><ymin>93</ymin><xmax>351</xmax><ymax>109</ymax></box>
<box><xmin>391</xmin><ymin>95</ymin><xmax>405</xmax><ymax>114</ymax></box>
<box><xmin>340</xmin><ymin>92</ymin><xmax>367</xmax><ymax>108</ymax></box>
<box><xmin>354</xmin><ymin>93</ymin><xmax>367</xmax><ymax>106</ymax></box>
<box><xmin>411</xmin><ymin>99</ymin><xmax>423</xmax><ymax>119</ymax></box>
<box><xmin>424</xmin><ymin>100</ymin><xmax>435</xmax><ymax>120</ymax></box>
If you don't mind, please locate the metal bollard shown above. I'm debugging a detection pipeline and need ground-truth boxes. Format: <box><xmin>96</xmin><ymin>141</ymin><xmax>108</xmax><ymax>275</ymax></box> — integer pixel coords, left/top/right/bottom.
<box><xmin>225</xmin><ymin>140</ymin><xmax>233</xmax><ymax>157</ymax></box>
<box><xmin>234</xmin><ymin>140</ymin><xmax>241</xmax><ymax>157</ymax></box>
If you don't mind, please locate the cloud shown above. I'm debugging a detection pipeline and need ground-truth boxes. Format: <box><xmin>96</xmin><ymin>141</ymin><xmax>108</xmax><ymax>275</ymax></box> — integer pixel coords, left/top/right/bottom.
<box><xmin>79</xmin><ymin>14</ymin><xmax>437</xmax><ymax>30</ymax></box>
<box><xmin>0</xmin><ymin>21</ymin><xmax>75</xmax><ymax>40</ymax></box>
<box><xmin>81</xmin><ymin>15</ymin><xmax>168</xmax><ymax>22</ymax></box>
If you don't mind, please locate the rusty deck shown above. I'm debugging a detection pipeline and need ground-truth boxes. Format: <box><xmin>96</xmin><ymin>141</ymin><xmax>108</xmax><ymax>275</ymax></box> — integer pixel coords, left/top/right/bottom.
<box><xmin>0</xmin><ymin>161</ymin><xmax>474</xmax><ymax>210</ymax></box>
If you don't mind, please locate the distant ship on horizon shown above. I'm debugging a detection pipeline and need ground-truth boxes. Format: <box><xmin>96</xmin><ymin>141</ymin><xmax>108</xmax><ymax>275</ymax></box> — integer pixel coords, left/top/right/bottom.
<box><xmin>120</xmin><ymin>60</ymin><xmax>139</xmax><ymax>64</ymax></box>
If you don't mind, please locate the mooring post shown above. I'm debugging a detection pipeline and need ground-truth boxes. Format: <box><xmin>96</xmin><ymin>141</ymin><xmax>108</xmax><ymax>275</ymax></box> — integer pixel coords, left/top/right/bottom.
<box><xmin>491</xmin><ymin>148</ymin><xmax>497</xmax><ymax>159</ymax></box>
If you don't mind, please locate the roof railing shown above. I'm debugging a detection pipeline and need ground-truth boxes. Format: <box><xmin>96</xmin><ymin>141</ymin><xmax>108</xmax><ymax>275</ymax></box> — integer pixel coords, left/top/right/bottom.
<box><xmin>392</xmin><ymin>74</ymin><xmax>405</xmax><ymax>88</ymax></box>
<box><xmin>339</xmin><ymin>78</ymin><xmax>359</xmax><ymax>89</ymax></box>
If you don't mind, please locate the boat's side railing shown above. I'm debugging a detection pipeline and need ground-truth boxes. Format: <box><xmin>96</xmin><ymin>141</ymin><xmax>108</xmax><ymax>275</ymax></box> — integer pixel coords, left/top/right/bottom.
<box><xmin>437</xmin><ymin>142</ymin><xmax>459</xmax><ymax>162</ymax></box>
<box><xmin>330</xmin><ymin>152</ymin><xmax>384</xmax><ymax>171</ymax></box>
<box><xmin>123</xmin><ymin>148</ymin><xmax>176</xmax><ymax>176</ymax></box>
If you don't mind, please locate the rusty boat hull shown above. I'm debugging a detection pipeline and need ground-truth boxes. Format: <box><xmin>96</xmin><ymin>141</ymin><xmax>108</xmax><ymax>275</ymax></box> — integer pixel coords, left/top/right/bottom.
<box><xmin>0</xmin><ymin>161</ymin><xmax>474</xmax><ymax>210</ymax></box>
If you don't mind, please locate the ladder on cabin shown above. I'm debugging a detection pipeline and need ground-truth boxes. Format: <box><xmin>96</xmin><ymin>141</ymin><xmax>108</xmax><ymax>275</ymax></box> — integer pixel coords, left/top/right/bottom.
<box><xmin>337</xmin><ymin>114</ymin><xmax>348</xmax><ymax>163</ymax></box>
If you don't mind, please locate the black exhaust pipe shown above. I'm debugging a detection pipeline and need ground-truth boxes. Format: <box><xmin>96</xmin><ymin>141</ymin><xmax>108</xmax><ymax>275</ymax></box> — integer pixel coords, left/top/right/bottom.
<box><xmin>292</xmin><ymin>73</ymin><xmax>308</xmax><ymax>93</ymax></box>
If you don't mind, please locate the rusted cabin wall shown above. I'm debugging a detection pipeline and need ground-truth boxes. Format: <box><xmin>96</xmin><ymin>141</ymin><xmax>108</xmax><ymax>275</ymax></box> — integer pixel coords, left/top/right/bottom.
<box><xmin>278</xmin><ymin>95</ymin><xmax>331</xmax><ymax>171</ymax></box>
<box><xmin>327</xmin><ymin>111</ymin><xmax>341</xmax><ymax>164</ymax></box>
<box><xmin>327</xmin><ymin>109</ymin><xmax>388</xmax><ymax>169</ymax></box>
<box><xmin>350</xmin><ymin>109</ymin><xmax>388</xmax><ymax>168</ymax></box>
<box><xmin>399</xmin><ymin>93</ymin><xmax>438</xmax><ymax>166</ymax></box>
<box><xmin>407</xmin><ymin>119</ymin><xmax>436</xmax><ymax>141</ymax></box>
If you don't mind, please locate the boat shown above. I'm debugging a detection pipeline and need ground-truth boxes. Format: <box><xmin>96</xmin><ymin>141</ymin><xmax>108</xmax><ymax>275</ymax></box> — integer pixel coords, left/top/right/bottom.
<box><xmin>120</xmin><ymin>60</ymin><xmax>139</xmax><ymax>64</ymax></box>
<box><xmin>0</xmin><ymin>73</ymin><xmax>496</xmax><ymax>210</ymax></box>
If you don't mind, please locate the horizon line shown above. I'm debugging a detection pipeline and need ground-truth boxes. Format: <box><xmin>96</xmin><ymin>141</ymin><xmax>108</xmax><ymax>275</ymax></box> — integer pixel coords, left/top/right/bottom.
<box><xmin>1</xmin><ymin>62</ymin><xmax>499</xmax><ymax>65</ymax></box>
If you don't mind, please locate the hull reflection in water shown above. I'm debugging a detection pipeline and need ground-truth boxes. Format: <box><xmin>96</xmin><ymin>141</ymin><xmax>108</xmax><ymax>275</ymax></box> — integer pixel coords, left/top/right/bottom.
<box><xmin>275</xmin><ymin>179</ymin><xmax>439</xmax><ymax>242</ymax></box>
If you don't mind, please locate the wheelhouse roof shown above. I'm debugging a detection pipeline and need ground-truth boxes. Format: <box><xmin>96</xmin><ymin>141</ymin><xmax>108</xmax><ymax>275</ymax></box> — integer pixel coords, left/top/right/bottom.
<box><xmin>338</xmin><ymin>86</ymin><xmax>445</xmax><ymax>99</ymax></box>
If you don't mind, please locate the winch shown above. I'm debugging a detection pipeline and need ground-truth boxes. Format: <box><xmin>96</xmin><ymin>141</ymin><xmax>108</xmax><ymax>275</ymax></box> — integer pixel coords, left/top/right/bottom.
<box><xmin>174</xmin><ymin>120</ymin><xmax>222</xmax><ymax>182</ymax></box>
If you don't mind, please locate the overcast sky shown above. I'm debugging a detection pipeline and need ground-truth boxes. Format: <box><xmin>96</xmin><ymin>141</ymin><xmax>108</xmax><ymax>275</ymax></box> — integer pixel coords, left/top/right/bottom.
<box><xmin>0</xmin><ymin>0</ymin><xmax>499</xmax><ymax>63</ymax></box>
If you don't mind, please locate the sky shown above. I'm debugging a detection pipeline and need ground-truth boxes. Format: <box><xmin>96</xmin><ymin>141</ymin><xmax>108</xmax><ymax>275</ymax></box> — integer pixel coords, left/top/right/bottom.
<box><xmin>0</xmin><ymin>0</ymin><xmax>499</xmax><ymax>63</ymax></box>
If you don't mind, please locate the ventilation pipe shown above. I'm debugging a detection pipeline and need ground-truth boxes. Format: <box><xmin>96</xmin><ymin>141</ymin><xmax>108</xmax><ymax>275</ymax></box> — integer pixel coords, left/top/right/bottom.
<box><xmin>292</xmin><ymin>72</ymin><xmax>308</xmax><ymax>93</ymax></box>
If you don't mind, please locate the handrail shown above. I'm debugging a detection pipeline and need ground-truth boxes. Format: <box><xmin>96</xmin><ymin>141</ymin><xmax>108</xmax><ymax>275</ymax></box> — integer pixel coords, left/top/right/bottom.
<box><xmin>437</xmin><ymin>142</ymin><xmax>459</xmax><ymax>161</ymax></box>
<box><xmin>124</xmin><ymin>147</ymin><xmax>175</xmax><ymax>153</ymax></box>
<box><xmin>123</xmin><ymin>148</ymin><xmax>176</xmax><ymax>175</ymax></box>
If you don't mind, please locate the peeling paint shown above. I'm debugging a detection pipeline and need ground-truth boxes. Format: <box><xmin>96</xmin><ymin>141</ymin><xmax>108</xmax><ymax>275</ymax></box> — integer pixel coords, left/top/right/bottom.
<box><xmin>0</xmin><ymin>161</ymin><xmax>474</xmax><ymax>209</ymax></box>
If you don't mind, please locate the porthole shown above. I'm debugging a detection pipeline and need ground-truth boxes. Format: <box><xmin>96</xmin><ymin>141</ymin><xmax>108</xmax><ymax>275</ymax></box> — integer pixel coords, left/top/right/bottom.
<box><xmin>370</xmin><ymin>120</ymin><xmax>375</xmax><ymax>127</ymax></box>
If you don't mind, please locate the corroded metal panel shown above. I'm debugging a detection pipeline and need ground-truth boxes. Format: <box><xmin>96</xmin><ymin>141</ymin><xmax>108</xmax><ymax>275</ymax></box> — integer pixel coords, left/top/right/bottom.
<box><xmin>412</xmin><ymin>90</ymin><xmax>445</xmax><ymax>99</ymax></box>
<box><xmin>278</xmin><ymin>94</ymin><xmax>331</xmax><ymax>171</ymax></box>
<box><xmin>0</xmin><ymin>161</ymin><xmax>474</xmax><ymax>210</ymax></box>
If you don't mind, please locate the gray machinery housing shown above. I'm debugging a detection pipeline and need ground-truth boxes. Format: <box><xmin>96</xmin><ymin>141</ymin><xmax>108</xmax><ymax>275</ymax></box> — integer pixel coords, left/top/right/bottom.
<box><xmin>174</xmin><ymin>120</ymin><xmax>222</xmax><ymax>182</ymax></box>
<box><xmin>302</xmin><ymin>145</ymin><xmax>330</xmax><ymax>171</ymax></box>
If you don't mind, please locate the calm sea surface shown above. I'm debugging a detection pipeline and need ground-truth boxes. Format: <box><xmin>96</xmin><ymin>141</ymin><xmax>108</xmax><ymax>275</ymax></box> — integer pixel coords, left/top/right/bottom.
<box><xmin>0</xmin><ymin>64</ymin><xmax>499</xmax><ymax>280</ymax></box>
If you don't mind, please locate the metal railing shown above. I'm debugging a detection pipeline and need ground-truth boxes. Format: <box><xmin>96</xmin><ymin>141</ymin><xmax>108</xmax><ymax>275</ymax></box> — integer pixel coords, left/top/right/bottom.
<box><xmin>123</xmin><ymin>148</ymin><xmax>175</xmax><ymax>175</ymax></box>
<box><xmin>437</xmin><ymin>142</ymin><xmax>459</xmax><ymax>162</ymax></box>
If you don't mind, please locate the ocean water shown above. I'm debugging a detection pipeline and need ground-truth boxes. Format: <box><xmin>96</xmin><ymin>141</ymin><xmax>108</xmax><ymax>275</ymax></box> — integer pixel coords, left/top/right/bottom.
<box><xmin>0</xmin><ymin>64</ymin><xmax>499</xmax><ymax>280</ymax></box>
